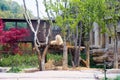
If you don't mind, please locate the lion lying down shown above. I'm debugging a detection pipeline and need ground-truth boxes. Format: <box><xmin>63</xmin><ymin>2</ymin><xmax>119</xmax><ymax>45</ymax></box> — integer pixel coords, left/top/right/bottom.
<box><xmin>50</xmin><ymin>34</ymin><xmax>63</xmax><ymax>45</ymax></box>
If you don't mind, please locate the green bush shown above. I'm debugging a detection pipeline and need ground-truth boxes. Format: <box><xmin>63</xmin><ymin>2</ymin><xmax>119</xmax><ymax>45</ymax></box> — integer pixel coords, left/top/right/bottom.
<box><xmin>47</xmin><ymin>53</ymin><xmax>73</xmax><ymax>66</ymax></box>
<box><xmin>8</xmin><ymin>67</ymin><xmax>21</xmax><ymax>73</ymax></box>
<box><xmin>0</xmin><ymin>54</ymin><xmax>38</xmax><ymax>68</ymax></box>
<box><xmin>115</xmin><ymin>76</ymin><xmax>120</xmax><ymax>80</ymax></box>
<box><xmin>47</xmin><ymin>53</ymin><xmax>62</xmax><ymax>62</ymax></box>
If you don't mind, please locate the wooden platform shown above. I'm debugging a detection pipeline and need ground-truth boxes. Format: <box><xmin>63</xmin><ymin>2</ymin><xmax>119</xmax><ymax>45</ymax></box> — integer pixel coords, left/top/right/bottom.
<box><xmin>48</xmin><ymin>44</ymin><xmax>85</xmax><ymax>53</ymax></box>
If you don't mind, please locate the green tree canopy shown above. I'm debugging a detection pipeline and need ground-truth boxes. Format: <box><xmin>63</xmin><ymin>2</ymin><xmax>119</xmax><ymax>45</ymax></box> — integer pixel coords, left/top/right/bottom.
<box><xmin>0</xmin><ymin>0</ymin><xmax>34</xmax><ymax>19</ymax></box>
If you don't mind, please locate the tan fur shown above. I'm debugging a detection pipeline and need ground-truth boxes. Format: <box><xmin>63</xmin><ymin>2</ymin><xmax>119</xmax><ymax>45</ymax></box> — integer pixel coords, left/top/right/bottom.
<box><xmin>50</xmin><ymin>34</ymin><xmax>63</xmax><ymax>45</ymax></box>
<box><xmin>45</xmin><ymin>59</ymin><xmax>55</xmax><ymax>70</ymax></box>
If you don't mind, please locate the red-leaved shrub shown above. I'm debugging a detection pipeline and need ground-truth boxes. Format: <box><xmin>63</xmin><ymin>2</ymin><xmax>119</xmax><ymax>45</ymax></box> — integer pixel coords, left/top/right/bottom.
<box><xmin>0</xmin><ymin>19</ymin><xmax>29</xmax><ymax>55</ymax></box>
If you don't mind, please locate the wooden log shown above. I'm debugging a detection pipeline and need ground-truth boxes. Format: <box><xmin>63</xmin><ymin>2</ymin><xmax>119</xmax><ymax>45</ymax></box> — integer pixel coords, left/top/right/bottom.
<box><xmin>93</xmin><ymin>54</ymin><xmax>114</xmax><ymax>63</ymax></box>
<box><xmin>67</xmin><ymin>46</ymin><xmax>85</xmax><ymax>51</ymax></box>
<box><xmin>93</xmin><ymin>57</ymin><xmax>104</xmax><ymax>63</ymax></box>
<box><xmin>93</xmin><ymin>52</ymin><xmax>108</xmax><ymax>62</ymax></box>
<box><xmin>92</xmin><ymin>49</ymin><xmax>105</xmax><ymax>56</ymax></box>
<box><xmin>80</xmin><ymin>59</ymin><xmax>87</xmax><ymax>67</ymax></box>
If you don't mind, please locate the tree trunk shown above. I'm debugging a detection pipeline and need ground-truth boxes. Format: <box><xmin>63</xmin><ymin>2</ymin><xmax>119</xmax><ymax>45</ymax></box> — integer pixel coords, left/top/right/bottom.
<box><xmin>114</xmin><ymin>42</ymin><xmax>118</xmax><ymax>69</ymax></box>
<box><xmin>114</xmin><ymin>27</ymin><xmax>118</xmax><ymax>69</ymax></box>
<box><xmin>39</xmin><ymin>58</ymin><xmax>45</xmax><ymax>71</ymax></box>
<box><xmin>23</xmin><ymin>0</ymin><xmax>51</xmax><ymax>71</ymax></box>
<box><xmin>73</xmin><ymin>26</ymin><xmax>79</xmax><ymax>67</ymax></box>
<box><xmin>74</xmin><ymin>48</ymin><xmax>79</xmax><ymax>67</ymax></box>
<box><xmin>78</xmin><ymin>22</ymin><xmax>83</xmax><ymax>66</ymax></box>
<box><xmin>38</xmin><ymin>45</ymin><xmax>49</xmax><ymax>71</ymax></box>
<box><xmin>63</xmin><ymin>36</ymin><xmax>68</xmax><ymax>69</ymax></box>
<box><xmin>86</xmin><ymin>41</ymin><xmax>90</xmax><ymax>68</ymax></box>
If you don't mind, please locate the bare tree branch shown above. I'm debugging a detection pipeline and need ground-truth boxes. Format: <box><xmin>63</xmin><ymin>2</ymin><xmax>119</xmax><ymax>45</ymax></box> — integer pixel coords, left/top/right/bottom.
<box><xmin>35</xmin><ymin>0</ymin><xmax>41</xmax><ymax>33</ymax></box>
<box><xmin>23</xmin><ymin>0</ymin><xmax>35</xmax><ymax>33</ymax></box>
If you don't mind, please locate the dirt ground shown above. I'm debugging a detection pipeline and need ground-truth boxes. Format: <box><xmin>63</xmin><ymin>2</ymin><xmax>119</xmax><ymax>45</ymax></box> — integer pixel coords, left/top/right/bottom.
<box><xmin>24</xmin><ymin>59</ymin><xmax>102</xmax><ymax>73</ymax></box>
<box><xmin>44</xmin><ymin>59</ymin><xmax>101</xmax><ymax>71</ymax></box>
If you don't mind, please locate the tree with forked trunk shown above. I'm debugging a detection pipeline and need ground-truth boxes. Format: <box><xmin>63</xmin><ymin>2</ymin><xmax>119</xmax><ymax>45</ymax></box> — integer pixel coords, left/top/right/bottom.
<box><xmin>23</xmin><ymin>0</ymin><xmax>51</xmax><ymax>71</ymax></box>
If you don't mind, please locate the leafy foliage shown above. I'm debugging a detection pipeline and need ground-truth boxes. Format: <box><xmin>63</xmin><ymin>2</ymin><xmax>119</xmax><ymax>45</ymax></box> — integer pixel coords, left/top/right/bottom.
<box><xmin>0</xmin><ymin>19</ymin><xmax>29</xmax><ymax>55</ymax></box>
<box><xmin>0</xmin><ymin>28</ymin><xmax>29</xmax><ymax>44</ymax></box>
<box><xmin>0</xmin><ymin>54</ymin><xmax>38</xmax><ymax>68</ymax></box>
<box><xmin>0</xmin><ymin>0</ymin><xmax>34</xmax><ymax>18</ymax></box>
<box><xmin>47</xmin><ymin>53</ymin><xmax>62</xmax><ymax>62</ymax></box>
<box><xmin>8</xmin><ymin>67</ymin><xmax>21</xmax><ymax>73</ymax></box>
<box><xmin>45</xmin><ymin>0</ymin><xmax>109</xmax><ymax>37</ymax></box>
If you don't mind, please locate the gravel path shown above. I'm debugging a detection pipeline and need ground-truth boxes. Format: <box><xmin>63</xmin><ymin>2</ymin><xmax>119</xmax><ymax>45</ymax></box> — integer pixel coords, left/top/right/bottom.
<box><xmin>0</xmin><ymin>69</ymin><xmax>119</xmax><ymax>80</ymax></box>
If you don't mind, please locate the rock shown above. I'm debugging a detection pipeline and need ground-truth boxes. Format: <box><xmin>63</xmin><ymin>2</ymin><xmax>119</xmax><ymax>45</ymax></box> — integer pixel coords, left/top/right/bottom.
<box><xmin>0</xmin><ymin>67</ymin><xmax>10</xmax><ymax>73</ymax></box>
